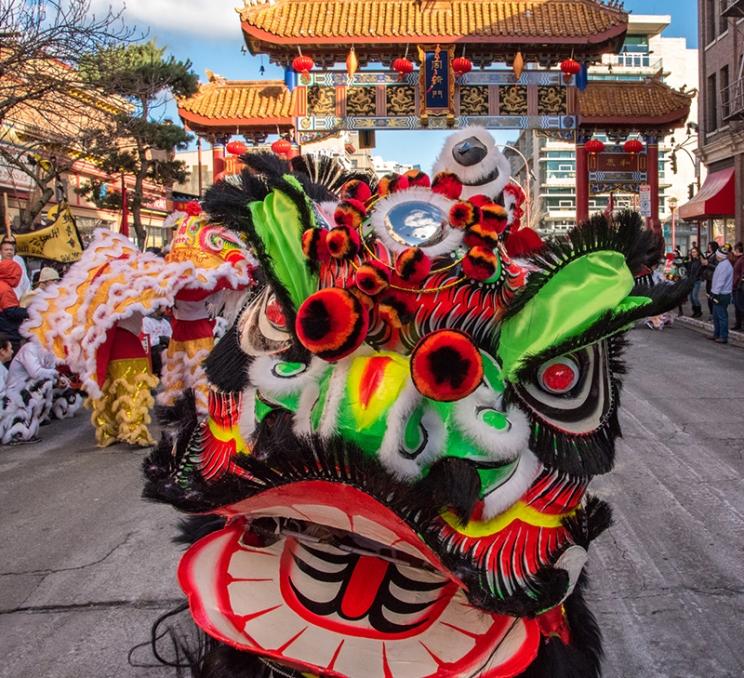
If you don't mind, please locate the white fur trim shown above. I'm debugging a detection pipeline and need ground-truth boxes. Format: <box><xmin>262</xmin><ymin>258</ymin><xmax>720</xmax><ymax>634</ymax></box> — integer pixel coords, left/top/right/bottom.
<box><xmin>317</xmin><ymin>358</ymin><xmax>351</xmax><ymax>438</ymax></box>
<box><xmin>432</xmin><ymin>126</ymin><xmax>511</xmax><ymax>200</ymax></box>
<box><xmin>248</xmin><ymin>355</ymin><xmax>325</xmax><ymax>396</ymax></box>
<box><xmin>452</xmin><ymin>384</ymin><xmax>531</xmax><ymax>463</ymax></box>
<box><xmin>238</xmin><ymin>387</ymin><xmax>257</xmax><ymax>441</ymax></box>
<box><xmin>480</xmin><ymin>449</ymin><xmax>542</xmax><ymax>520</ymax></box>
<box><xmin>377</xmin><ymin>382</ymin><xmax>427</xmax><ymax>479</ymax></box>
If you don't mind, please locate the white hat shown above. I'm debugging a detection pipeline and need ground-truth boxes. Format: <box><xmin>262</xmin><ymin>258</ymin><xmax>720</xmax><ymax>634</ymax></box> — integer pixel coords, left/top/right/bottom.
<box><xmin>38</xmin><ymin>267</ymin><xmax>60</xmax><ymax>283</ymax></box>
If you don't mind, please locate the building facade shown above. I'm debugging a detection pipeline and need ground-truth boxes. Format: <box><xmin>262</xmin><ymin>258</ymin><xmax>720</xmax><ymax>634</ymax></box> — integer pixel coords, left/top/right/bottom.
<box><xmin>682</xmin><ymin>0</ymin><xmax>743</xmax><ymax>244</ymax></box>
<box><xmin>515</xmin><ymin>15</ymin><xmax>701</xmax><ymax>245</ymax></box>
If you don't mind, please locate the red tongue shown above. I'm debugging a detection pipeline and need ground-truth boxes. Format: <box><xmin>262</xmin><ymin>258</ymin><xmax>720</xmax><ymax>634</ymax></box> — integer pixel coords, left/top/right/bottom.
<box><xmin>340</xmin><ymin>556</ymin><xmax>390</xmax><ymax>620</ymax></box>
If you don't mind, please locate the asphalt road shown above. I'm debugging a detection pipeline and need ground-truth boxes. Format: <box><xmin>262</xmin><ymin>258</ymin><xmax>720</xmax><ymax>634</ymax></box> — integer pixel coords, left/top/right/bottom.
<box><xmin>0</xmin><ymin>323</ymin><xmax>742</xmax><ymax>678</ymax></box>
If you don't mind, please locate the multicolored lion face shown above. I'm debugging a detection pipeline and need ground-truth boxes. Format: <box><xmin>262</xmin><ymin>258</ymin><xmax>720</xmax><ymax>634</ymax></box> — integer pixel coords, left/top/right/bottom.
<box><xmin>145</xmin><ymin>143</ymin><xmax>687</xmax><ymax>677</ymax></box>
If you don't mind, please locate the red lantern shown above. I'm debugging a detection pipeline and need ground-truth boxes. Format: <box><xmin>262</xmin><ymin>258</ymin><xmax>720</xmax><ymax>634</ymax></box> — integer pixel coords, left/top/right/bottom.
<box><xmin>560</xmin><ymin>58</ymin><xmax>581</xmax><ymax>83</ymax></box>
<box><xmin>585</xmin><ymin>139</ymin><xmax>605</xmax><ymax>154</ymax></box>
<box><xmin>392</xmin><ymin>57</ymin><xmax>414</xmax><ymax>81</ymax></box>
<box><xmin>271</xmin><ymin>138</ymin><xmax>292</xmax><ymax>157</ymax></box>
<box><xmin>226</xmin><ymin>140</ymin><xmax>247</xmax><ymax>156</ymax></box>
<box><xmin>452</xmin><ymin>56</ymin><xmax>473</xmax><ymax>78</ymax></box>
<box><xmin>623</xmin><ymin>139</ymin><xmax>644</xmax><ymax>154</ymax></box>
<box><xmin>292</xmin><ymin>55</ymin><xmax>314</xmax><ymax>84</ymax></box>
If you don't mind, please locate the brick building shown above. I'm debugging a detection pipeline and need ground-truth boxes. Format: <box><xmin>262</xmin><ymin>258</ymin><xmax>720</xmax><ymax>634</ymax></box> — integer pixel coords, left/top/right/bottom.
<box><xmin>681</xmin><ymin>1</ymin><xmax>743</xmax><ymax>243</ymax></box>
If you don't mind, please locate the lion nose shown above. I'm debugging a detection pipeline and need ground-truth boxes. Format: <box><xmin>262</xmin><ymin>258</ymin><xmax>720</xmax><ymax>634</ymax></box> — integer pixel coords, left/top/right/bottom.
<box><xmin>452</xmin><ymin>136</ymin><xmax>488</xmax><ymax>167</ymax></box>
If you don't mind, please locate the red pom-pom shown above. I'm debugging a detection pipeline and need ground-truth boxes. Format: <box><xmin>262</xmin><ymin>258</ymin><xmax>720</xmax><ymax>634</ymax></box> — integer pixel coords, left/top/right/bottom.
<box><xmin>395</xmin><ymin>247</ymin><xmax>432</xmax><ymax>283</ymax></box>
<box><xmin>302</xmin><ymin>228</ymin><xmax>329</xmax><ymax>261</ymax></box>
<box><xmin>339</xmin><ymin>179</ymin><xmax>373</xmax><ymax>203</ymax></box>
<box><xmin>449</xmin><ymin>201</ymin><xmax>479</xmax><ymax>229</ymax></box>
<box><xmin>355</xmin><ymin>261</ymin><xmax>390</xmax><ymax>296</ymax></box>
<box><xmin>479</xmin><ymin>203</ymin><xmax>509</xmax><ymax>233</ymax></box>
<box><xmin>295</xmin><ymin>288</ymin><xmax>368</xmax><ymax>361</ymax></box>
<box><xmin>378</xmin><ymin>173</ymin><xmax>410</xmax><ymax>197</ymax></box>
<box><xmin>464</xmin><ymin>222</ymin><xmax>501</xmax><ymax>248</ymax></box>
<box><xmin>326</xmin><ymin>226</ymin><xmax>361</xmax><ymax>259</ymax></box>
<box><xmin>184</xmin><ymin>201</ymin><xmax>202</xmax><ymax>216</ymax></box>
<box><xmin>411</xmin><ymin>330</ymin><xmax>483</xmax><ymax>402</ymax></box>
<box><xmin>504</xmin><ymin>228</ymin><xmax>544</xmax><ymax>257</ymax></box>
<box><xmin>378</xmin><ymin>292</ymin><xmax>415</xmax><ymax>328</ymax></box>
<box><xmin>462</xmin><ymin>246</ymin><xmax>501</xmax><ymax>282</ymax></box>
<box><xmin>468</xmin><ymin>194</ymin><xmax>491</xmax><ymax>207</ymax></box>
<box><xmin>431</xmin><ymin>172</ymin><xmax>463</xmax><ymax>200</ymax></box>
<box><xmin>404</xmin><ymin>169</ymin><xmax>431</xmax><ymax>188</ymax></box>
<box><xmin>334</xmin><ymin>199</ymin><xmax>367</xmax><ymax>229</ymax></box>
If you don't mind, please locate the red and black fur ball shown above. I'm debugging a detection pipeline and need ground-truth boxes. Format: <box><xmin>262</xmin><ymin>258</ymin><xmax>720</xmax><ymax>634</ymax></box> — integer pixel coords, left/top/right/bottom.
<box><xmin>404</xmin><ymin>169</ymin><xmax>431</xmax><ymax>188</ymax></box>
<box><xmin>411</xmin><ymin>329</ymin><xmax>483</xmax><ymax>401</ymax></box>
<box><xmin>462</xmin><ymin>246</ymin><xmax>500</xmax><ymax>282</ymax></box>
<box><xmin>302</xmin><ymin>228</ymin><xmax>329</xmax><ymax>262</ymax></box>
<box><xmin>326</xmin><ymin>225</ymin><xmax>361</xmax><ymax>259</ymax></box>
<box><xmin>431</xmin><ymin>172</ymin><xmax>463</xmax><ymax>200</ymax></box>
<box><xmin>295</xmin><ymin>288</ymin><xmax>369</xmax><ymax>361</ymax></box>
<box><xmin>334</xmin><ymin>199</ymin><xmax>367</xmax><ymax>229</ymax></box>
<box><xmin>449</xmin><ymin>201</ymin><xmax>479</xmax><ymax>230</ymax></box>
<box><xmin>355</xmin><ymin>261</ymin><xmax>391</xmax><ymax>296</ymax></box>
<box><xmin>395</xmin><ymin>247</ymin><xmax>432</xmax><ymax>283</ymax></box>
<box><xmin>378</xmin><ymin>173</ymin><xmax>410</xmax><ymax>197</ymax></box>
<box><xmin>339</xmin><ymin>179</ymin><xmax>372</xmax><ymax>203</ymax></box>
<box><xmin>378</xmin><ymin>291</ymin><xmax>416</xmax><ymax>329</ymax></box>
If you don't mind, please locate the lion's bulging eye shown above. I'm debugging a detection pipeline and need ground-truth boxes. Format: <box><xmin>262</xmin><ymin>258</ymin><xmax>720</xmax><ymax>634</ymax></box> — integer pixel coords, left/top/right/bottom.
<box><xmin>537</xmin><ymin>358</ymin><xmax>580</xmax><ymax>395</ymax></box>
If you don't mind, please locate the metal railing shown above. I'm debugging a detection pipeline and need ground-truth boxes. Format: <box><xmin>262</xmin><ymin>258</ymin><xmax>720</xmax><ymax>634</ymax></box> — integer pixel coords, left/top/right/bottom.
<box><xmin>722</xmin><ymin>78</ymin><xmax>744</xmax><ymax>120</ymax></box>
<box><xmin>722</xmin><ymin>0</ymin><xmax>744</xmax><ymax>18</ymax></box>
<box><xmin>602</xmin><ymin>53</ymin><xmax>663</xmax><ymax>71</ymax></box>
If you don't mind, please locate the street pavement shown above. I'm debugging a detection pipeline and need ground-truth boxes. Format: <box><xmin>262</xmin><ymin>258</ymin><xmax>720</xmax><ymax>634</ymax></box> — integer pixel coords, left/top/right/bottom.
<box><xmin>0</xmin><ymin>323</ymin><xmax>742</xmax><ymax>678</ymax></box>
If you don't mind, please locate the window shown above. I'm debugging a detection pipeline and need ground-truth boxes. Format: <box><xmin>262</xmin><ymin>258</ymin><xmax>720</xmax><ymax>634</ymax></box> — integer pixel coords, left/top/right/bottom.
<box><xmin>719</xmin><ymin>1</ymin><xmax>729</xmax><ymax>35</ymax></box>
<box><xmin>706</xmin><ymin>0</ymin><xmax>717</xmax><ymax>44</ymax></box>
<box><xmin>621</xmin><ymin>35</ymin><xmax>649</xmax><ymax>54</ymax></box>
<box><xmin>707</xmin><ymin>73</ymin><xmax>718</xmax><ymax>133</ymax></box>
<box><xmin>721</xmin><ymin>65</ymin><xmax>730</xmax><ymax>119</ymax></box>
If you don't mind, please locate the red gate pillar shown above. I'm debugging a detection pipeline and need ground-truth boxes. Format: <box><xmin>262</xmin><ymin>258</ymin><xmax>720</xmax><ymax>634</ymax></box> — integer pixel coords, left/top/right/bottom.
<box><xmin>646</xmin><ymin>137</ymin><xmax>660</xmax><ymax>232</ymax></box>
<box><xmin>576</xmin><ymin>140</ymin><xmax>589</xmax><ymax>223</ymax></box>
<box><xmin>212</xmin><ymin>141</ymin><xmax>225</xmax><ymax>182</ymax></box>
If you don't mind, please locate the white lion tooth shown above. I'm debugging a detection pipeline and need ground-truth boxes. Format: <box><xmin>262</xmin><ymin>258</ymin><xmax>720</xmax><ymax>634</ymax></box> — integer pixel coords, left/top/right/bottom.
<box><xmin>181</xmin><ymin>529</ymin><xmax>248</xmax><ymax>647</ymax></box>
<box><xmin>292</xmin><ymin>503</ymin><xmax>353</xmax><ymax>531</ymax></box>
<box><xmin>243</xmin><ymin>605</ymin><xmax>308</xmax><ymax>654</ymax></box>
<box><xmin>351</xmin><ymin>515</ymin><xmax>398</xmax><ymax>546</ymax></box>
<box><xmin>434</xmin><ymin>591</ymin><xmax>495</xmax><ymax>638</ymax></box>
<box><xmin>227</xmin><ymin>579</ymin><xmax>282</xmax><ymax>617</ymax></box>
<box><xmin>227</xmin><ymin>541</ymin><xmax>281</xmax><ymax>580</ymax></box>
<box><xmin>276</xmin><ymin>623</ymin><xmax>344</xmax><ymax>669</ymax></box>
<box><xmin>381</xmin><ymin>638</ymin><xmax>441</xmax><ymax>677</ymax></box>
<box><xmin>331</xmin><ymin>637</ymin><xmax>385</xmax><ymax>677</ymax></box>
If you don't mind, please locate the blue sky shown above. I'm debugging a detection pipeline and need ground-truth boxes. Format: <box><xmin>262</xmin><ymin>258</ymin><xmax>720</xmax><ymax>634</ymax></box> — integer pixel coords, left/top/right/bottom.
<box><xmin>116</xmin><ymin>0</ymin><xmax>698</xmax><ymax>171</ymax></box>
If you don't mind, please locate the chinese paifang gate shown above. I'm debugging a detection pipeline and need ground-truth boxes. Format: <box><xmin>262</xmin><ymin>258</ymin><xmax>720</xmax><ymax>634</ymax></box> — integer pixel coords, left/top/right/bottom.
<box><xmin>141</xmin><ymin>129</ymin><xmax>688</xmax><ymax>677</ymax></box>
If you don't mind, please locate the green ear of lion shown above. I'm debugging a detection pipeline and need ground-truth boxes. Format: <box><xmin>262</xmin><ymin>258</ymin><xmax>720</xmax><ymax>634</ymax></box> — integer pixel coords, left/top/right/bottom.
<box><xmin>498</xmin><ymin>251</ymin><xmax>643</xmax><ymax>380</ymax></box>
<box><xmin>248</xmin><ymin>176</ymin><xmax>318</xmax><ymax>314</ymax></box>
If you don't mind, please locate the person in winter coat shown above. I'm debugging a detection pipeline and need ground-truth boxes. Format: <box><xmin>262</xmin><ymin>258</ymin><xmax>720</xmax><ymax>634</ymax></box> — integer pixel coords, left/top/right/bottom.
<box><xmin>0</xmin><ymin>338</ymin><xmax>58</xmax><ymax>444</ymax></box>
<box><xmin>733</xmin><ymin>242</ymin><xmax>744</xmax><ymax>331</ymax></box>
<box><xmin>0</xmin><ymin>259</ymin><xmax>29</xmax><ymax>351</ymax></box>
<box><xmin>701</xmin><ymin>241</ymin><xmax>719</xmax><ymax>320</ymax></box>
<box><xmin>685</xmin><ymin>247</ymin><xmax>704</xmax><ymax>318</ymax></box>
<box><xmin>708</xmin><ymin>244</ymin><xmax>734</xmax><ymax>344</ymax></box>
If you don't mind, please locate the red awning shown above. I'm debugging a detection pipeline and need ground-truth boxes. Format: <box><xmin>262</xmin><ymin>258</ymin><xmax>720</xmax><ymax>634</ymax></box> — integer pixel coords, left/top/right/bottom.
<box><xmin>679</xmin><ymin>168</ymin><xmax>735</xmax><ymax>220</ymax></box>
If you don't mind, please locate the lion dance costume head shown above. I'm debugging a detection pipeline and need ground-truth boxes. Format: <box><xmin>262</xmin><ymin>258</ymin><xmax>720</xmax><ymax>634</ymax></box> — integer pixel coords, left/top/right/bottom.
<box><xmin>144</xmin><ymin>134</ymin><xmax>687</xmax><ymax>677</ymax></box>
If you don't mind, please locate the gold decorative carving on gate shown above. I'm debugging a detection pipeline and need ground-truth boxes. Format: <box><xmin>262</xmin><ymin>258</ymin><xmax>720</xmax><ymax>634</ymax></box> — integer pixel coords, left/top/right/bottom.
<box><xmin>459</xmin><ymin>86</ymin><xmax>489</xmax><ymax>115</ymax></box>
<box><xmin>346</xmin><ymin>87</ymin><xmax>376</xmax><ymax>116</ymax></box>
<box><xmin>500</xmin><ymin>85</ymin><xmax>528</xmax><ymax>115</ymax></box>
<box><xmin>307</xmin><ymin>85</ymin><xmax>336</xmax><ymax>115</ymax></box>
<box><xmin>386</xmin><ymin>86</ymin><xmax>416</xmax><ymax>115</ymax></box>
<box><xmin>537</xmin><ymin>86</ymin><xmax>566</xmax><ymax>115</ymax></box>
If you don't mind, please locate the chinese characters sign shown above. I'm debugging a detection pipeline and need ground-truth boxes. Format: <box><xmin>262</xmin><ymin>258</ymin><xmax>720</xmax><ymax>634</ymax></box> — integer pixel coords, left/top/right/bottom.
<box><xmin>422</xmin><ymin>45</ymin><xmax>452</xmax><ymax>112</ymax></box>
<box><xmin>589</xmin><ymin>152</ymin><xmax>648</xmax><ymax>194</ymax></box>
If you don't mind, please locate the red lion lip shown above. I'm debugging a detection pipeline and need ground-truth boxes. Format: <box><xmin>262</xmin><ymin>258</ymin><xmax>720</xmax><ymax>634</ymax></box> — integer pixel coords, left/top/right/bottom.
<box><xmin>179</xmin><ymin>480</ymin><xmax>539</xmax><ymax>677</ymax></box>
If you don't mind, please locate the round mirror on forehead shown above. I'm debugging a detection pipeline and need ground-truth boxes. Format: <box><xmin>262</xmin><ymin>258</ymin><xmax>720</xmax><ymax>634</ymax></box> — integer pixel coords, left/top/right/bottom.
<box><xmin>384</xmin><ymin>201</ymin><xmax>447</xmax><ymax>247</ymax></box>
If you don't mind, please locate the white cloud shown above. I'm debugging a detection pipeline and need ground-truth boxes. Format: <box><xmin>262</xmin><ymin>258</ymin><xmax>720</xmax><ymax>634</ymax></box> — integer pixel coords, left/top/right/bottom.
<box><xmin>91</xmin><ymin>0</ymin><xmax>242</xmax><ymax>38</ymax></box>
